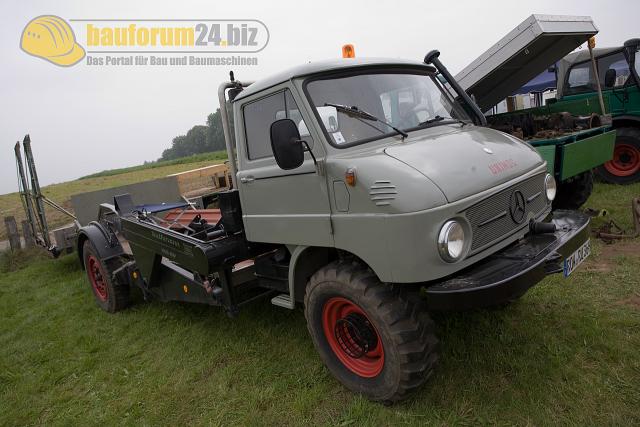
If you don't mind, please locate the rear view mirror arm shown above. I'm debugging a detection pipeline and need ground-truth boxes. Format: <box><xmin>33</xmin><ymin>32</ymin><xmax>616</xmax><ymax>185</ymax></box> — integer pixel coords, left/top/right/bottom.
<box><xmin>300</xmin><ymin>140</ymin><xmax>317</xmax><ymax>168</ymax></box>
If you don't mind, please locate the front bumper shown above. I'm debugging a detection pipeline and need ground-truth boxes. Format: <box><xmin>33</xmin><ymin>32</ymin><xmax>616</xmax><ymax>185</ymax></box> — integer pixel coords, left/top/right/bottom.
<box><xmin>424</xmin><ymin>210</ymin><xmax>590</xmax><ymax>310</ymax></box>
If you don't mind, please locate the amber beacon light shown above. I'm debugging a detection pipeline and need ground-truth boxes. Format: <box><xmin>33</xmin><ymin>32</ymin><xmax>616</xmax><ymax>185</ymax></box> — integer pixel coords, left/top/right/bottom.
<box><xmin>342</xmin><ymin>44</ymin><xmax>355</xmax><ymax>58</ymax></box>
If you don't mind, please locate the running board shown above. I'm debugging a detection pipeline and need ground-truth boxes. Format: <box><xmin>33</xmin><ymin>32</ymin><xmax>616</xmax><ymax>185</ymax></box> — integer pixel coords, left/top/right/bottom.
<box><xmin>271</xmin><ymin>294</ymin><xmax>295</xmax><ymax>309</ymax></box>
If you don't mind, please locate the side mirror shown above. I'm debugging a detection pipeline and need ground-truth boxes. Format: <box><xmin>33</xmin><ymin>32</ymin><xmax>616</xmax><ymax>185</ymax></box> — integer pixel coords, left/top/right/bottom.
<box><xmin>270</xmin><ymin>119</ymin><xmax>304</xmax><ymax>170</ymax></box>
<box><xmin>604</xmin><ymin>68</ymin><xmax>617</xmax><ymax>88</ymax></box>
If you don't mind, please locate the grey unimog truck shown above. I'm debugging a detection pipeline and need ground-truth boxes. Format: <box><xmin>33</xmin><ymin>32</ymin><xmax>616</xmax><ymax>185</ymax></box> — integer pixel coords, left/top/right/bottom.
<box><xmin>77</xmin><ymin>51</ymin><xmax>591</xmax><ymax>403</ymax></box>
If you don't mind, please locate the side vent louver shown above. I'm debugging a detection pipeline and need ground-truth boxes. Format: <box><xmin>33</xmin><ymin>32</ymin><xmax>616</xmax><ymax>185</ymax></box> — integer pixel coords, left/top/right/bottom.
<box><xmin>369</xmin><ymin>180</ymin><xmax>397</xmax><ymax>206</ymax></box>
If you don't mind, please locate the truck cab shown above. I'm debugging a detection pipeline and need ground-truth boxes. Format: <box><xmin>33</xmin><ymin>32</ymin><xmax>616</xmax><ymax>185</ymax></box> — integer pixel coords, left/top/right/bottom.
<box><xmin>227</xmin><ymin>58</ymin><xmax>554</xmax><ymax>288</ymax></box>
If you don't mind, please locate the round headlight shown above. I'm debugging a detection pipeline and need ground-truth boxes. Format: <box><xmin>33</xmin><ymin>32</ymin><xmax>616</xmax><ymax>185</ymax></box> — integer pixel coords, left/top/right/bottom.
<box><xmin>438</xmin><ymin>220</ymin><xmax>466</xmax><ymax>262</ymax></box>
<box><xmin>545</xmin><ymin>174</ymin><xmax>557</xmax><ymax>201</ymax></box>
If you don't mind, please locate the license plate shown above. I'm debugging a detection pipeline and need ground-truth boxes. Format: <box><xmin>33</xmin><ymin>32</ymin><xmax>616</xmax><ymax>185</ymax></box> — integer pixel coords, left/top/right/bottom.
<box><xmin>563</xmin><ymin>239</ymin><xmax>591</xmax><ymax>277</ymax></box>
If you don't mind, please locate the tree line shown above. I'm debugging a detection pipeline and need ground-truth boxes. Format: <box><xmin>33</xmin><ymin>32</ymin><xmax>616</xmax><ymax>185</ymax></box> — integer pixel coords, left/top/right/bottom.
<box><xmin>159</xmin><ymin>108</ymin><xmax>233</xmax><ymax>161</ymax></box>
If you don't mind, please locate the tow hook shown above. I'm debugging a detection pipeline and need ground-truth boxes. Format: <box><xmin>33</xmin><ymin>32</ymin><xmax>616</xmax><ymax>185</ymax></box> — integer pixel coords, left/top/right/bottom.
<box><xmin>529</xmin><ymin>220</ymin><xmax>557</xmax><ymax>235</ymax></box>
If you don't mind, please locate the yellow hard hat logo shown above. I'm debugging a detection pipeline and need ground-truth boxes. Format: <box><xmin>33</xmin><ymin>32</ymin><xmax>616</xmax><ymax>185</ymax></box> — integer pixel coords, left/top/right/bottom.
<box><xmin>21</xmin><ymin>15</ymin><xmax>85</xmax><ymax>67</ymax></box>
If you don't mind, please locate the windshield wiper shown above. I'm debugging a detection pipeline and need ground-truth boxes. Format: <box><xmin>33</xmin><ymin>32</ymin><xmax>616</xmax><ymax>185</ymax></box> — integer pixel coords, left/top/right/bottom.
<box><xmin>324</xmin><ymin>102</ymin><xmax>408</xmax><ymax>139</ymax></box>
<box><xmin>418</xmin><ymin>115</ymin><xmax>468</xmax><ymax>128</ymax></box>
<box><xmin>420</xmin><ymin>115</ymin><xmax>446</xmax><ymax>125</ymax></box>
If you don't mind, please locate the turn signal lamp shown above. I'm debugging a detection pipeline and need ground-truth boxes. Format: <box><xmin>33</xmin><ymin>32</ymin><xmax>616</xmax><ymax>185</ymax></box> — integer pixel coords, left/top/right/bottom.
<box><xmin>342</xmin><ymin>44</ymin><xmax>355</xmax><ymax>58</ymax></box>
<box><xmin>345</xmin><ymin>168</ymin><xmax>356</xmax><ymax>186</ymax></box>
<box><xmin>588</xmin><ymin>37</ymin><xmax>596</xmax><ymax>49</ymax></box>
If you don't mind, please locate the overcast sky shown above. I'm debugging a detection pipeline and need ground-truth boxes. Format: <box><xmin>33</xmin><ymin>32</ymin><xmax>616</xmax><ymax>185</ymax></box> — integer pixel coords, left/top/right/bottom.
<box><xmin>1</xmin><ymin>0</ymin><xmax>638</xmax><ymax>195</ymax></box>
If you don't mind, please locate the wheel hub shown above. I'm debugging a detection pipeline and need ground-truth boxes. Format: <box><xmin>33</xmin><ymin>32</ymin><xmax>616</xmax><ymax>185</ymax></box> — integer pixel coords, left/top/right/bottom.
<box><xmin>604</xmin><ymin>143</ymin><xmax>640</xmax><ymax>177</ymax></box>
<box><xmin>87</xmin><ymin>255</ymin><xmax>108</xmax><ymax>302</ymax></box>
<box><xmin>334</xmin><ymin>312</ymin><xmax>379</xmax><ymax>358</ymax></box>
<box><xmin>322</xmin><ymin>297</ymin><xmax>384</xmax><ymax>377</ymax></box>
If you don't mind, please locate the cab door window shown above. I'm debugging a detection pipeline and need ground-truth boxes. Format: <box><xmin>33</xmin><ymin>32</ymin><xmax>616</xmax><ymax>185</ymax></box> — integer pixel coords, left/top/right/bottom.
<box><xmin>566</xmin><ymin>61</ymin><xmax>597</xmax><ymax>95</ymax></box>
<box><xmin>597</xmin><ymin>51</ymin><xmax>631</xmax><ymax>88</ymax></box>
<box><xmin>243</xmin><ymin>89</ymin><xmax>313</xmax><ymax>160</ymax></box>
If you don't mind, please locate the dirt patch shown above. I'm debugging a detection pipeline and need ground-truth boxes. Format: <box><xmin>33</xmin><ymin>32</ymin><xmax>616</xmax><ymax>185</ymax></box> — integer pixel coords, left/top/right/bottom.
<box><xmin>615</xmin><ymin>295</ymin><xmax>640</xmax><ymax>309</ymax></box>
<box><xmin>584</xmin><ymin>239</ymin><xmax>640</xmax><ymax>273</ymax></box>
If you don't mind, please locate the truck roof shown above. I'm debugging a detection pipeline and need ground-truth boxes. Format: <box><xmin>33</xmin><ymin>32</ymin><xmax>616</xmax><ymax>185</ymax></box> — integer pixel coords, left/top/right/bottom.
<box><xmin>235</xmin><ymin>57</ymin><xmax>435</xmax><ymax>101</ymax></box>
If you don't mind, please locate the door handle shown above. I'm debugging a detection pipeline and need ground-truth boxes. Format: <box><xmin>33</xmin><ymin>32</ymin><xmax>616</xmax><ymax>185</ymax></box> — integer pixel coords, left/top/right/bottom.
<box><xmin>240</xmin><ymin>176</ymin><xmax>255</xmax><ymax>183</ymax></box>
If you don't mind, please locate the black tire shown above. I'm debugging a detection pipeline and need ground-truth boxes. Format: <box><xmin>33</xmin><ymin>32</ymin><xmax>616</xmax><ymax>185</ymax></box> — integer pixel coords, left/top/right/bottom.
<box><xmin>552</xmin><ymin>171</ymin><xmax>593</xmax><ymax>210</ymax></box>
<box><xmin>82</xmin><ymin>240</ymin><xmax>129</xmax><ymax>313</ymax></box>
<box><xmin>304</xmin><ymin>260</ymin><xmax>438</xmax><ymax>403</ymax></box>
<box><xmin>596</xmin><ymin>127</ymin><xmax>640</xmax><ymax>184</ymax></box>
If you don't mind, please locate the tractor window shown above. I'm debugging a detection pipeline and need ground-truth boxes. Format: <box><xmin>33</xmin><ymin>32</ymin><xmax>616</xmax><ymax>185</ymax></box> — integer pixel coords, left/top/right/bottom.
<box><xmin>243</xmin><ymin>90</ymin><xmax>312</xmax><ymax>160</ymax></box>
<box><xmin>565</xmin><ymin>61</ymin><xmax>597</xmax><ymax>95</ymax></box>
<box><xmin>597</xmin><ymin>51</ymin><xmax>631</xmax><ymax>88</ymax></box>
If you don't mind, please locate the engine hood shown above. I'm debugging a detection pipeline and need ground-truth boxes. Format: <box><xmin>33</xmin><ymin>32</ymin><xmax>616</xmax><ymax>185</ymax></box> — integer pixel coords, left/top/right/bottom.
<box><xmin>384</xmin><ymin>125</ymin><xmax>544</xmax><ymax>202</ymax></box>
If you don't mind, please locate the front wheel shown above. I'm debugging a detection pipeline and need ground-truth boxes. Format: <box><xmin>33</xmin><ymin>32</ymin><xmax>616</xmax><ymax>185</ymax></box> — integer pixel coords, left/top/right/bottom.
<box><xmin>553</xmin><ymin>171</ymin><xmax>593</xmax><ymax>210</ymax></box>
<box><xmin>304</xmin><ymin>260</ymin><xmax>438</xmax><ymax>403</ymax></box>
<box><xmin>596</xmin><ymin>127</ymin><xmax>640</xmax><ymax>184</ymax></box>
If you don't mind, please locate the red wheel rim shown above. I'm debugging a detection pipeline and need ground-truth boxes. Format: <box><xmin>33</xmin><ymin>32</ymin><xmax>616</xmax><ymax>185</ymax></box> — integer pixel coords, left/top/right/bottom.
<box><xmin>322</xmin><ymin>297</ymin><xmax>384</xmax><ymax>377</ymax></box>
<box><xmin>604</xmin><ymin>143</ymin><xmax>640</xmax><ymax>177</ymax></box>
<box><xmin>87</xmin><ymin>255</ymin><xmax>108</xmax><ymax>302</ymax></box>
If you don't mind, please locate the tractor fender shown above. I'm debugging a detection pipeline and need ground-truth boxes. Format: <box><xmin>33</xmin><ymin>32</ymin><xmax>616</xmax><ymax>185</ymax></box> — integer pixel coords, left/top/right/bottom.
<box><xmin>76</xmin><ymin>222</ymin><xmax>125</xmax><ymax>269</ymax></box>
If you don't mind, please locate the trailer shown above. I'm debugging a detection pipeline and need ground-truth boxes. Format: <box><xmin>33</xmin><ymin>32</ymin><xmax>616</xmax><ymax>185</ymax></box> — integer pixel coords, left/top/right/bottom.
<box><xmin>455</xmin><ymin>14</ymin><xmax>617</xmax><ymax>209</ymax></box>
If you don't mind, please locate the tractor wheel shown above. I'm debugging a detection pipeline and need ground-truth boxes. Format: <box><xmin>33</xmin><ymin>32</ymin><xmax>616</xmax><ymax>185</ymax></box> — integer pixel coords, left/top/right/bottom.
<box><xmin>553</xmin><ymin>171</ymin><xmax>593</xmax><ymax>210</ymax></box>
<box><xmin>304</xmin><ymin>260</ymin><xmax>438</xmax><ymax>403</ymax></box>
<box><xmin>596</xmin><ymin>127</ymin><xmax>640</xmax><ymax>184</ymax></box>
<box><xmin>83</xmin><ymin>240</ymin><xmax>129</xmax><ymax>313</ymax></box>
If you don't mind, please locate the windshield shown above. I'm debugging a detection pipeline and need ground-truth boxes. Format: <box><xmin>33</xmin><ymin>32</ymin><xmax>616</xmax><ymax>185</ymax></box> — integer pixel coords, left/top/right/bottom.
<box><xmin>306</xmin><ymin>71</ymin><xmax>471</xmax><ymax>146</ymax></box>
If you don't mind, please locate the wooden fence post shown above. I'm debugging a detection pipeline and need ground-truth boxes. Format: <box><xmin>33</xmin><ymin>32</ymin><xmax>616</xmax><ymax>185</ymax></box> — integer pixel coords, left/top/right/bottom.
<box><xmin>21</xmin><ymin>220</ymin><xmax>35</xmax><ymax>248</ymax></box>
<box><xmin>4</xmin><ymin>216</ymin><xmax>22</xmax><ymax>251</ymax></box>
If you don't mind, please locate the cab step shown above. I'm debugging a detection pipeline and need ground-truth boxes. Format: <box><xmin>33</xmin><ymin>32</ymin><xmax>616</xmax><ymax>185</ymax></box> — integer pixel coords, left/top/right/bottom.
<box><xmin>271</xmin><ymin>294</ymin><xmax>295</xmax><ymax>309</ymax></box>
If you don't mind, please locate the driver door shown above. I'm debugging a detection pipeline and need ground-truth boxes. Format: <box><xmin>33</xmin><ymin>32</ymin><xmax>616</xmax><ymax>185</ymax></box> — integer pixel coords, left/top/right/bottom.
<box><xmin>236</xmin><ymin>86</ymin><xmax>333</xmax><ymax>246</ymax></box>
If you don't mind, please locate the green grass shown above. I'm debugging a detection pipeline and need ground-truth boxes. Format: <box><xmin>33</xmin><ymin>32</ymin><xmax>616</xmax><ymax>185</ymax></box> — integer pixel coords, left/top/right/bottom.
<box><xmin>79</xmin><ymin>151</ymin><xmax>228</xmax><ymax>180</ymax></box>
<box><xmin>0</xmin><ymin>182</ymin><xmax>639</xmax><ymax>425</ymax></box>
<box><xmin>0</xmin><ymin>151</ymin><xmax>228</xmax><ymax>240</ymax></box>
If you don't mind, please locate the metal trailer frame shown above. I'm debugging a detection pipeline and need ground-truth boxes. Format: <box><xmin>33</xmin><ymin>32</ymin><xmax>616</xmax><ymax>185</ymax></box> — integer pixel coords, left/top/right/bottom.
<box><xmin>77</xmin><ymin>191</ymin><xmax>282</xmax><ymax>316</ymax></box>
<box><xmin>14</xmin><ymin>141</ymin><xmax>40</xmax><ymax>246</ymax></box>
<box><xmin>14</xmin><ymin>135</ymin><xmax>79</xmax><ymax>255</ymax></box>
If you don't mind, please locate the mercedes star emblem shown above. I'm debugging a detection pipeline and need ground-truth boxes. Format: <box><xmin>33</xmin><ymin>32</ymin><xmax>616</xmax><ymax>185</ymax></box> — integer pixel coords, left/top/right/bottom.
<box><xmin>509</xmin><ymin>190</ymin><xmax>527</xmax><ymax>224</ymax></box>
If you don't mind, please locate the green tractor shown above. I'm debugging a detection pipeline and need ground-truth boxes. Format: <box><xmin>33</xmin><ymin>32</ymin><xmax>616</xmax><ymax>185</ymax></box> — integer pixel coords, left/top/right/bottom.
<box><xmin>552</xmin><ymin>38</ymin><xmax>640</xmax><ymax>184</ymax></box>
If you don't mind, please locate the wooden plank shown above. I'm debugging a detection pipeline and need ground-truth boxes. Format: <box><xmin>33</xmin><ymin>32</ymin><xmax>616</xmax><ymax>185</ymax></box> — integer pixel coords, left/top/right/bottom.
<box><xmin>167</xmin><ymin>163</ymin><xmax>230</xmax><ymax>194</ymax></box>
<box><xmin>21</xmin><ymin>220</ymin><xmax>34</xmax><ymax>248</ymax></box>
<box><xmin>4</xmin><ymin>216</ymin><xmax>21</xmax><ymax>250</ymax></box>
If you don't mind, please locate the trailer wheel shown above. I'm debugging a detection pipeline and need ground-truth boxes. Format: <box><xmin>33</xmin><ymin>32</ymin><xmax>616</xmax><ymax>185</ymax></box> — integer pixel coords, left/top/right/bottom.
<box><xmin>82</xmin><ymin>240</ymin><xmax>129</xmax><ymax>313</ymax></box>
<box><xmin>596</xmin><ymin>127</ymin><xmax>640</xmax><ymax>184</ymax></box>
<box><xmin>552</xmin><ymin>171</ymin><xmax>593</xmax><ymax>210</ymax></box>
<box><xmin>304</xmin><ymin>260</ymin><xmax>438</xmax><ymax>403</ymax></box>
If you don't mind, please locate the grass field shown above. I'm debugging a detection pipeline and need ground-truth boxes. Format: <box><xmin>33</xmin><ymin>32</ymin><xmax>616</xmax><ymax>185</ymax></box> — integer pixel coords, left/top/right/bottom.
<box><xmin>0</xmin><ymin>151</ymin><xmax>227</xmax><ymax>241</ymax></box>
<box><xmin>0</xmin><ymin>181</ymin><xmax>638</xmax><ymax>425</ymax></box>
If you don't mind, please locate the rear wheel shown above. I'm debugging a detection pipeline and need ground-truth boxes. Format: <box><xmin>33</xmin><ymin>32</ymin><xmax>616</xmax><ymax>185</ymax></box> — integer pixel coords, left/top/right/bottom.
<box><xmin>596</xmin><ymin>127</ymin><xmax>640</xmax><ymax>184</ymax></box>
<box><xmin>553</xmin><ymin>171</ymin><xmax>593</xmax><ymax>210</ymax></box>
<box><xmin>83</xmin><ymin>240</ymin><xmax>129</xmax><ymax>313</ymax></box>
<box><xmin>304</xmin><ymin>260</ymin><xmax>438</xmax><ymax>403</ymax></box>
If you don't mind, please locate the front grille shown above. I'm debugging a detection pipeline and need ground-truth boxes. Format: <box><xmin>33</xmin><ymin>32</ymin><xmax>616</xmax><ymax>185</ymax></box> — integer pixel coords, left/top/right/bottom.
<box><xmin>465</xmin><ymin>173</ymin><xmax>547</xmax><ymax>252</ymax></box>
